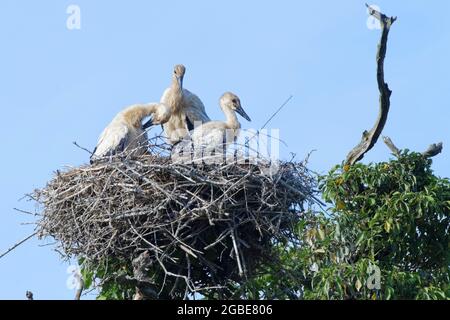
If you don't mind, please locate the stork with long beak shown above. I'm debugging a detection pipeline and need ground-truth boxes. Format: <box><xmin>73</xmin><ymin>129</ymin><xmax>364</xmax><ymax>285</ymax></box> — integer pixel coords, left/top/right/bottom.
<box><xmin>143</xmin><ymin>64</ymin><xmax>210</xmax><ymax>144</ymax></box>
<box><xmin>172</xmin><ymin>92</ymin><xmax>251</xmax><ymax>162</ymax></box>
<box><xmin>91</xmin><ymin>103</ymin><xmax>170</xmax><ymax>163</ymax></box>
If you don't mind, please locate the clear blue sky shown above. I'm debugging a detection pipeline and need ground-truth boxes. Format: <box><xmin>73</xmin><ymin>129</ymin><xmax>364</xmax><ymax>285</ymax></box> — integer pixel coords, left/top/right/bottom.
<box><xmin>0</xmin><ymin>1</ymin><xmax>449</xmax><ymax>299</ymax></box>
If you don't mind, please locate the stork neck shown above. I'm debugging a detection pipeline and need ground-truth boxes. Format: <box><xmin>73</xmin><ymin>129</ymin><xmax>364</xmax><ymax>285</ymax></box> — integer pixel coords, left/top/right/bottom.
<box><xmin>123</xmin><ymin>104</ymin><xmax>156</xmax><ymax>129</ymax></box>
<box><xmin>171</xmin><ymin>76</ymin><xmax>183</xmax><ymax>94</ymax></box>
<box><xmin>143</xmin><ymin>103</ymin><xmax>157</xmax><ymax>116</ymax></box>
<box><xmin>223</xmin><ymin>107</ymin><xmax>240</xmax><ymax>130</ymax></box>
<box><xmin>169</xmin><ymin>77</ymin><xmax>184</xmax><ymax>113</ymax></box>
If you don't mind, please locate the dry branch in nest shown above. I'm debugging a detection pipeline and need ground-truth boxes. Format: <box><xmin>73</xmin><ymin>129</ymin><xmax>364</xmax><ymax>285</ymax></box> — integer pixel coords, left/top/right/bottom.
<box><xmin>31</xmin><ymin>140</ymin><xmax>317</xmax><ymax>299</ymax></box>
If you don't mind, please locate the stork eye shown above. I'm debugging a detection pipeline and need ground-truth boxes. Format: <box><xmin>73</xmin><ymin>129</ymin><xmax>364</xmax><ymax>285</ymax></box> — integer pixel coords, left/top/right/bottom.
<box><xmin>232</xmin><ymin>99</ymin><xmax>237</xmax><ymax>104</ymax></box>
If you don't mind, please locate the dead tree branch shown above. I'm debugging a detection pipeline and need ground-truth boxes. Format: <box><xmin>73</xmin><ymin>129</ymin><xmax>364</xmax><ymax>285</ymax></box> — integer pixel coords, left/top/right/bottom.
<box><xmin>74</xmin><ymin>282</ymin><xmax>84</xmax><ymax>300</ymax></box>
<box><xmin>383</xmin><ymin>136</ymin><xmax>443</xmax><ymax>158</ymax></box>
<box><xmin>345</xmin><ymin>5</ymin><xmax>397</xmax><ymax>165</ymax></box>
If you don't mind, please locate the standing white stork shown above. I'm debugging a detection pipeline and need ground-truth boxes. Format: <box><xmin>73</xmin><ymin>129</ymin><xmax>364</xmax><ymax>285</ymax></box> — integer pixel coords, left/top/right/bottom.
<box><xmin>90</xmin><ymin>103</ymin><xmax>170</xmax><ymax>163</ymax></box>
<box><xmin>143</xmin><ymin>64</ymin><xmax>210</xmax><ymax>144</ymax></box>
<box><xmin>172</xmin><ymin>92</ymin><xmax>251</xmax><ymax>162</ymax></box>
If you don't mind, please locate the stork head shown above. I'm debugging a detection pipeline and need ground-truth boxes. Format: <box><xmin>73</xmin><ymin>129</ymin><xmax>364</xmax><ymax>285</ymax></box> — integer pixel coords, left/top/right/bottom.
<box><xmin>173</xmin><ymin>64</ymin><xmax>186</xmax><ymax>89</ymax></box>
<box><xmin>220</xmin><ymin>92</ymin><xmax>251</xmax><ymax>122</ymax></box>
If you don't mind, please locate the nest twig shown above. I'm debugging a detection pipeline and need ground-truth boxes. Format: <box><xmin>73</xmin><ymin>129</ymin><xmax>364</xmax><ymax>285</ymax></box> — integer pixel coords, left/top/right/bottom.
<box><xmin>31</xmin><ymin>140</ymin><xmax>317</xmax><ymax>298</ymax></box>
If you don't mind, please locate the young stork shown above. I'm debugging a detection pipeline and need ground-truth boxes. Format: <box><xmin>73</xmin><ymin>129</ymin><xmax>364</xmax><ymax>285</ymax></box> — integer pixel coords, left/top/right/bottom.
<box><xmin>143</xmin><ymin>64</ymin><xmax>210</xmax><ymax>144</ymax></box>
<box><xmin>90</xmin><ymin>103</ymin><xmax>170</xmax><ymax>163</ymax></box>
<box><xmin>172</xmin><ymin>92</ymin><xmax>251</xmax><ymax>162</ymax></box>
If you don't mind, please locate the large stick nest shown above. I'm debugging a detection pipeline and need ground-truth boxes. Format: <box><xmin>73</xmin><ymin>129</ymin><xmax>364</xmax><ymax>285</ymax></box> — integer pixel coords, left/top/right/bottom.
<box><xmin>32</xmin><ymin>142</ymin><xmax>317</xmax><ymax>298</ymax></box>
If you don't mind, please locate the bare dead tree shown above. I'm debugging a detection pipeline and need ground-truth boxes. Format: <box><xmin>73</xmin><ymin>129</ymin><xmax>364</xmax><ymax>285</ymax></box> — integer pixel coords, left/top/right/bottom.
<box><xmin>345</xmin><ymin>5</ymin><xmax>397</xmax><ymax>165</ymax></box>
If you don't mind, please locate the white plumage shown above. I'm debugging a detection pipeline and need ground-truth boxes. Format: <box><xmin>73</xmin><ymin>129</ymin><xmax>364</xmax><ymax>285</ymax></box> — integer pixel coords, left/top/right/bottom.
<box><xmin>91</xmin><ymin>103</ymin><xmax>170</xmax><ymax>162</ymax></box>
<box><xmin>172</xmin><ymin>92</ymin><xmax>251</xmax><ymax>162</ymax></box>
<box><xmin>148</xmin><ymin>64</ymin><xmax>210</xmax><ymax>144</ymax></box>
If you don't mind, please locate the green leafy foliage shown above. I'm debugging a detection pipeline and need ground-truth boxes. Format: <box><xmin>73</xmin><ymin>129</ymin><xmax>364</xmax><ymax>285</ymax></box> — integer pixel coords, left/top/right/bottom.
<box><xmin>79</xmin><ymin>257</ymin><xmax>136</xmax><ymax>300</ymax></box>
<box><xmin>239</xmin><ymin>151</ymin><xmax>449</xmax><ymax>299</ymax></box>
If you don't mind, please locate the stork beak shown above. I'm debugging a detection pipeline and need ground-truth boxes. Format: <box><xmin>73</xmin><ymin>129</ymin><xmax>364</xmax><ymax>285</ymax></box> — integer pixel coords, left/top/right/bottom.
<box><xmin>177</xmin><ymin>76</ymin><xmax>183</xmax><ymax>89</ymax></box>
<box><xmin>236</xmin><ymin>105</ymin><xmax>251</xmax><ymax>122</ymax></box>
<box><xmin>142</xmin><ymin>117</ymin><xmax>153</xmax><ymax>130</ymax></box>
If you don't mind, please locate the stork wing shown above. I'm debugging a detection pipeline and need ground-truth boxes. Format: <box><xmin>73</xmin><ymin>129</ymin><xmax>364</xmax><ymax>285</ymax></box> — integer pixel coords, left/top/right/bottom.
<box><xmin>197</xmin><ymin>129</ymin><xmax>225</xmax><ymax>148</ymax></box>
<box><xmin>185</xmin><ymin>116</ymin><xmax>195</xmax><ymax>132</ymax></box>
<box><xmin>160</xmin><ymin>87</ymin><xmax>171</xmax><ymax>104</ymax></box>
<box><xmin>183</xmin><ymin>89</ymin><xmax>210</xmax><ymax>128</ymax></box>
<box><xmin>91</xmin><ymin>122</ymin><xmax>129</xmax><ymax>161</ymax></box>
<box><xmin>191</xmin><ymin>123</ymin><xmax>227</xmax><ymax>149</ymax></box>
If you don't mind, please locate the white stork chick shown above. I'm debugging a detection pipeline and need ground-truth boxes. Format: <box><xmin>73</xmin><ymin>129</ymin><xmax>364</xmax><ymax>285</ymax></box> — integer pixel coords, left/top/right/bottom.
<box><xmin>172</xmin><ymin>92</ymin><xmax>251</xmax><ymax>162</ymax></box>
<box><xmin>90</xmin><ymin>103</ymin><xmax>170</xmax><ymax>163</ymax></box>
<box><xmin>143</xmin><ymin>64</ymin><xmax>210</xmax><ymax>144</ymax></box>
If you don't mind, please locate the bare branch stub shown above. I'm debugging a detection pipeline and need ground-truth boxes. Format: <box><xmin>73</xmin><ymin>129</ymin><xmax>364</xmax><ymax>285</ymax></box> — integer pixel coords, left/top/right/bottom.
<box><xmin>383</xmin><ymin>135</ymin><xmax>443</xmax><ymax>158</ymax></box>
<box><xmin>26</xmin><ymin>291</ymin><xmax>34</xmax><ymax>300</ymax></box>
<box><xmin>422</xmin><ymin>142</ymin><xmax>443</xmax><ymax>158</ymax></box>
<box><xmin>382</xmin><ymin>136</ymin><xmax>400</xmax><ymax>156</ymax></box>
<box><xmin>345</xmin><ymin>6</ymin><xmax>397</xmax><ymax>165</ymax></box>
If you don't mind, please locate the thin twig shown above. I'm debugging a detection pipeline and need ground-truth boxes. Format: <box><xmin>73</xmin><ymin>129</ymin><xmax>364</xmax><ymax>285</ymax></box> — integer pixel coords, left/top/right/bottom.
<box><xmin>261</xmin><ymin>95</ymin><xmax>294</xmax><ymax>130</ymax></box>
<box><xmin>73</xmin><ymin>141</ymin><xmax>93</xmax><ymax>155</ymax></box>
<box><xmin>230</xmin><ymin>228</ymin><xmax>244</xmax><ymax>277</ymax></box>
<box><xmin>0</xmin><ymin>232</ymin><xmax>37</xmax><ymax>260</ymax></box>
